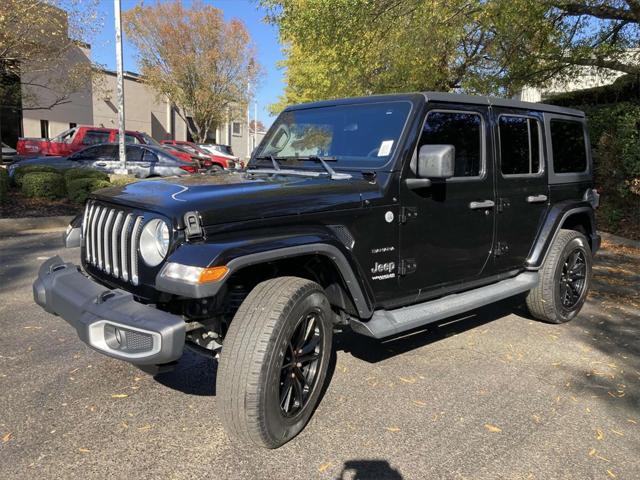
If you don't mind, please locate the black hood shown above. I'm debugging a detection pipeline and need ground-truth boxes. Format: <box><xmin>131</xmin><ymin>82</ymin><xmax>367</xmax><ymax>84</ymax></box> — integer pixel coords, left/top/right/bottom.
<box><xmin>92</xmin><ymin>171</ymin><xmax>376</xmax><ymax>228</ymax></box>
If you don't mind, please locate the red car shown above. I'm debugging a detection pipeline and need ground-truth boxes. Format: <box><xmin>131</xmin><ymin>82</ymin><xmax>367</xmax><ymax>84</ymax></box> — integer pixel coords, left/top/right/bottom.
<box><xmin>17</xmin><ymin>126</ymin><xmax>158</xmax><ymax>157</ymax></box>
<box><xmin>161</xmin><ymin>140</ymin><xmax>235</xmax><ymax>170</ymax></box>
<box><xmin>161</xmin><ymin>144</ymin><xmax>207</xmax><ymax>170</ymax></box>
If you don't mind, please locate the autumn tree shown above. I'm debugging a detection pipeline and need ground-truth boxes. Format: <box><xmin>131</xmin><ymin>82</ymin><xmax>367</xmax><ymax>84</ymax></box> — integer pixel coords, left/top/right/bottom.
<box><xmin>124</xmin><ymin>0</ymin><xmax>260</xmax><ymax>143</ymax></box>
<box><xmin>260</xmin><ymin>0</ymin><xmax>640</xmax><ymax>111</ymax></box>
<box><xmin>0</xmin><ymin>0</ymin><xmax>99</xmax><ymax>111</ymax></box>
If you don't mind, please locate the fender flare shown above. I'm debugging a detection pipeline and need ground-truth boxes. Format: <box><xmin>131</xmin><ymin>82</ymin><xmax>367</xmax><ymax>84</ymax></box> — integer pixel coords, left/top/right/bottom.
<box><xmin>526</xmin><ymin>201</ymin><xmax>598</xmax><ymax>269</ymax></box>
<box><xmin>156</xmin><ymin>241</ymin><xmax>374</xmax><ymax>318</ymax></box>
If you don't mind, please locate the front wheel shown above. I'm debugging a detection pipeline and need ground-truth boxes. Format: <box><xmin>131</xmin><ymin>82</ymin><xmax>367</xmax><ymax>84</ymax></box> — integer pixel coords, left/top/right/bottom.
<box><xmin>217</xmin><ymin>277</ymin><xmax>333</xmax><ymax>448</ymax></box>
<box><xmin>526</xmin><ymin>229</ymin><xmax>592</xmax><ymax>323</ymax></box>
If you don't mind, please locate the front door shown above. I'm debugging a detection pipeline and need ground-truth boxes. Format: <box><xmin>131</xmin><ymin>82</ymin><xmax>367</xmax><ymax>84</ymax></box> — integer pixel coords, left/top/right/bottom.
<box><xmin>490</xmin><ymin>108</ymin><xmax>549</xmax><ymax>273</ymax></box>
<box><xmin>398</xmin><ymin>104</ymin><xmax>495</xmax><ymax>303</ymax></box>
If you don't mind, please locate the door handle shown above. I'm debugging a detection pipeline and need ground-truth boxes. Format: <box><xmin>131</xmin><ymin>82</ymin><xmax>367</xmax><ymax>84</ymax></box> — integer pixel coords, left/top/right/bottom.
<box><xmin>96</xmin><ymin>162</ymin><xmax>107</xmax><ymax>167</ymax></box>
<box><xmin>526</xmin><ymin>194</ymin><xmax>548</xmax><ymax>203</ymax></box>
<box><xmin>469</xmin><ymin>200</ymin><xmax>495</xmax><ymax>210</ymax></box>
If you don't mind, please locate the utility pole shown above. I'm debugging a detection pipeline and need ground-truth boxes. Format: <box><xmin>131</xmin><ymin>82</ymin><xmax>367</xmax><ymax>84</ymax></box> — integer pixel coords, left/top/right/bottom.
<box><xmin>254</xmin><ymin>99</ymin><xmax>258</xmax><ymax>151</ymax></box>
<box><xmin>246</xmin><ymin>81</ymin><xmax>251</xmax><ymax>160</ymax></box>
<box><xmin>114</xmin><ymin>0</ymin><xmax>127</xmax><ymax>173</ymax></box>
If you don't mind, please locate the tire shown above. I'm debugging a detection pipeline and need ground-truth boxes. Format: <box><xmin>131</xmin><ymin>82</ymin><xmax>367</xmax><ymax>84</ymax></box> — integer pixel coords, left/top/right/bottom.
<box><xmin>217</xmin><ymin>276</ymin><xmax>333</xmax><ymax>448</ymax></box>
<box><xmin>526</xmin><ymin>229</ymin><xmax>592</xmax><ymax>324</ymax></box>
<box><xmin>209</xmin><ymin>164</ymin><xmax>223</xmax><ymax>173</ymax></box>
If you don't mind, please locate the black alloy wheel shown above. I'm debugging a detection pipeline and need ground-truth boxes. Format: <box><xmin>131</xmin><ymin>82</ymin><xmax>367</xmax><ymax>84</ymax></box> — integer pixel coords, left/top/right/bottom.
<box><xmin>279</xmin><ymin>311</ymin><xmax>323</xmax><ymax>417</ymax></box>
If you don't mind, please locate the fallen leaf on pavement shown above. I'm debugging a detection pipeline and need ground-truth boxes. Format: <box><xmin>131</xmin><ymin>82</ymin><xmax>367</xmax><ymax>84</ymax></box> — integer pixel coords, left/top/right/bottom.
<box><xmin>78</xmin><ymin>448</ymin><xmax>90</xmax><ymax>453</ymax></box>
<box><xmin>484</xmin><ymin>424</ymin><xmax>502</xmax><ymax>433</ymax></box>
<box><xmin>385</xmin><ymin>427</ymin><xmax>400</xmax><ymax>432</ymax></box>
<box><xmin>399</xmin><ymin>377</ymin><xmax>416</xmax><ymax>384</ymax></box>
<box><xmin>137</xmin><ymin>424</ymin><xmax>152</xmax><ymax>431</ymax></box>
<box><xmin>412</xmin><ymin>400</ymin><xmax>426</xmax><ymax>407</ymax></box>
<box><xmin>596</xmin><ymin>429</ymin><xmax>604</xmax><ymax>440</ymax></box>
<box><xmin>111</xmin><ymin>394</ymin><xmax>128</xmax><ymax>399</ymax></box>
<box><xmin>607</xmin><ymin>469</ymin><xmax>616</xmax><ymax>478</ymax></box>
<box><xmin>610</xmin><ymin>429</ymin><xmax>624</xmax><ymax>436</ymax></box>
<box><xmin>318</xmin><ymin>463</ymin><xmax>332</xmax><ymax>473</ymax></box>
<box><xmin>2</xmin><ymin>432</ymin><xmax>12</xmax><ymax>443</ymax></box>
<box><xmin>627</xmin><ymin>418</ymin><xmax>637</xmax><ymax>424</ymax></box>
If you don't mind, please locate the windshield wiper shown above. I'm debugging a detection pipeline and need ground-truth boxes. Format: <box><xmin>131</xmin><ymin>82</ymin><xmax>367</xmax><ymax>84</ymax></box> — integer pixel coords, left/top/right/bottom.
<box><xmin>252</xmin><ymin>155</ymin><xmax>282</xmax><ymax>170</ymax></box>
<box><xmin>293</xmin><ymin>155</ymin><xmax>351</xmax><ymax>180</ymax></box>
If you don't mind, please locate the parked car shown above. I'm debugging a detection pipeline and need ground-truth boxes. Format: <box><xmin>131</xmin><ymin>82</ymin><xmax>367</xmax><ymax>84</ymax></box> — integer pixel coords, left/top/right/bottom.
<box><xmin>161</xmin><ymin>139</ymin><xmax>235</xmax><ymax>170</ymax></box>
<box><xmin>16</xmin><ymin>126</ymin><xmax>159</xmax><ymax>157</ymax></box>
<box><xmin>198</xmin><ymin>143</ymin><xmax>244</xmax><ymax>169</ymax></box>
<box><xmin>161</xmin><ymin>144</ymin><xmax>209</xmax><ymax>170</ymax></box>
<box><xmin>9</xmin><ymin>143</ymin><xmax>197</xmax><ymax>178</ymax></box>
<box><xmin>34</xmin><ymin>92</ymin><xmax>600</xmax><ymax>449</ymax></box>
<box><xmin>1</xmin><ymin>142</ymin><xmax>17</xmax><ymax>164</ymax></box>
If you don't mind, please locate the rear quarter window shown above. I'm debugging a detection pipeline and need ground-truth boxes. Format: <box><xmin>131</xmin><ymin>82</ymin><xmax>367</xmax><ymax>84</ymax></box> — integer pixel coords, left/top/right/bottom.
<box><xmin>550</xmin><ymin>119</ymin><xmax>587</xmax><ymax>173</ymax></box>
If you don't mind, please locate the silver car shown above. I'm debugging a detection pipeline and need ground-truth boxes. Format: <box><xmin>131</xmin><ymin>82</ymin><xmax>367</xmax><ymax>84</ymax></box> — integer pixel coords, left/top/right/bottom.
<box><xmin>8</xmin><ymin>143</ymin><xmax>197</xmax><ymax>178</ymax></box>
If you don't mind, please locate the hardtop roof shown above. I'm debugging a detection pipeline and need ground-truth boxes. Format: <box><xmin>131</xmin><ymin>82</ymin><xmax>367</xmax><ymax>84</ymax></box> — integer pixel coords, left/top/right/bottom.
<box><xmin>284</xmin><ymin>92</ymin><xmax>585</xmax><ymax>118</ymax></box>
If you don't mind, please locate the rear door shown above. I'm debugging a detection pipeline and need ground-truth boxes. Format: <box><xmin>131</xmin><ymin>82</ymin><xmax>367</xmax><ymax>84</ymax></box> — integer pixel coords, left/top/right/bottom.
<box><xmin>398</xmin><ymin>104</ymin><xmax>495</xmax><ymax>301</ymax></box>
<box><xmin>491</xmin><ymin>108</ymin><xmax>549</xmax><ymax>273</ymax></box>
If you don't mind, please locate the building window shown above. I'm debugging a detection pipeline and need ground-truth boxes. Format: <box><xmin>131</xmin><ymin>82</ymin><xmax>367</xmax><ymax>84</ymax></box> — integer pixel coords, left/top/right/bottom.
<box><xmin>551</xmin><ymin>119</ymin><xmax>587</xmax><ymax>173</ymax></box>
<box><xmin>69</xmin><ymin>122</ymin><xmax>77</xmax><ymax>129</ymax></box>
<box><xmin>40</xmin><ymin>120</ymin><xmax>49</xmax><ymax>139</ymax></box>
<box><xmin>499</xmin><ymin>115</ymin><xmax>541</xmax><ymax>175</ymax></box>
<box><xmin>232</xmin><ymin>121</ymin><xmax>242</xmax><ymax>136</ymax></box>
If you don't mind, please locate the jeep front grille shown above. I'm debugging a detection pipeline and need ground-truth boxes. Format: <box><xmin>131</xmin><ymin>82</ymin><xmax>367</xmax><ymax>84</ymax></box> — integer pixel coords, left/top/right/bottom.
<box><xmin>83</xmin><ymin>201</ymin><xmax>144</xmax><ymax>285</ymax></box>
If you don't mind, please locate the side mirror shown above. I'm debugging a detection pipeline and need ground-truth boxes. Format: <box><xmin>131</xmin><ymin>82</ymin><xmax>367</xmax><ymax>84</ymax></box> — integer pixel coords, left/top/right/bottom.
<box><xmin>407</xmin><ymin>144</ymin><xmax>455</xmax><ymax>189</ymax></box>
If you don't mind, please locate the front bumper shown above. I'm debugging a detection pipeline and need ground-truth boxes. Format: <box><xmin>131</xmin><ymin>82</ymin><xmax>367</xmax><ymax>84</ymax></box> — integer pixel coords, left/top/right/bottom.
<box><xmin>33</xmin><ymin>256</ymin><xmax>185</xmax><ymax>365</ymax></box>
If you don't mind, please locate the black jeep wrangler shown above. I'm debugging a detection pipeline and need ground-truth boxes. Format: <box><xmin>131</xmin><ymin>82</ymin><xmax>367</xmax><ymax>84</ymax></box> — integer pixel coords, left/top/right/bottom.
<box><xmin>33</xmin><ymin>93</ymin><xmax>600</xmax><ymax>448</ymax></box>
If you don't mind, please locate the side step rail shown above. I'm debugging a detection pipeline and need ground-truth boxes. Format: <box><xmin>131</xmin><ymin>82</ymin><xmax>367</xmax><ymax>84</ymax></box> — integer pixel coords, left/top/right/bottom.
<box><xmin>350</xmin><ymin>272</ymin><xmax>539</xmax><ymax>339</ymax></box>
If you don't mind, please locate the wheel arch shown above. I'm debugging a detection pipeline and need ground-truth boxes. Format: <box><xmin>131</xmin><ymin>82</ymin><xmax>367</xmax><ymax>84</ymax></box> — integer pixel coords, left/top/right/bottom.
<box><xmin>526</xmin><ymin>201</ymin><xmax>599</xmax><ymax>269</ymax></box>
<box><xmin>156</xmin><ymin>237</ymin><xmax>374</xmax><ymax>319</ymax></box>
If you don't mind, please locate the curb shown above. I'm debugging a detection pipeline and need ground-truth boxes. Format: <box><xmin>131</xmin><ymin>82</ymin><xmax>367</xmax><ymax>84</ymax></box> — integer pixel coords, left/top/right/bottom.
<box><xmin>0</xmin><ymin>215</ymin><xmax>74</xmax><ymax>237</ymax></box>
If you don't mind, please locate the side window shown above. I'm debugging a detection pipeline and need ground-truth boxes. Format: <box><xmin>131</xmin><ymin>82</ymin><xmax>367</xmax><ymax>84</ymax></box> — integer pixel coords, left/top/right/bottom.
<box><xmin>550</xmin><ymin>119</ymin><xmax>587</xmax><ymax>173</ymax></box>
<box><xmin>499</xmin><ymin>116</ymin><xmax>541</xmax><ymax>175</ymax></box>
<box><xmin>82</xmin><ymin>130</ymin><xmax>111</xmax><ymax>145</ymax></box>
<box><xmin>91</xmin><ymin>145</ymin><xmax>117</xmax><ymax>159</ymax></box>
<box><xmin>143</xmin><ymin>149</ymin><xmax>158</xmax><ymax>162</ymax></box>
<box><xmin>420</xmin><ymin>111</ymin><xmax>482</xmax><ymax>177</ymax></box>
<box><xmin>125</xmin><ymin>145</ymin><xmax>144</xmax><ymax>162</ymax></box>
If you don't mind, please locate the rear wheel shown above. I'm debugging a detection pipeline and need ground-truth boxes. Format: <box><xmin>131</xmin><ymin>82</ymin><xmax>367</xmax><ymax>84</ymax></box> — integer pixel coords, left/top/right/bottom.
<box><xmin>526</xmin><ymin>229</ymin><xmax>592</xmax><ymax>323</ymax></box>
<box><xmin>217</xmin><ymin>276</ymin><xmax>333</xmax><ymax>448</ymax></box>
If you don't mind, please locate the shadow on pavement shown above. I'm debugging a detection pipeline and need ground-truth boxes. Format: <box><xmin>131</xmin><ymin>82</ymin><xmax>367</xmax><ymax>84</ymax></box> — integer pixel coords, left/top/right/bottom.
<box><xmin>335</xmin><ymin>460</ymin><xmax>403</xmax><ymax>480</ymax></box>
<box><xmin>337</xmin><ymin>296</ymin><xmax>524</xmax><ymax>364</ymax></box>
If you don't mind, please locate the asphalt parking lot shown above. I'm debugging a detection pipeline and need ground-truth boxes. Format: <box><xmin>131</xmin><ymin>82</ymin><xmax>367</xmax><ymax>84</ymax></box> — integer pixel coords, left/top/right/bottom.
<box><xmin>0</xmin><ymin>231</ymin><xmax>638</xmax><ymax>480</ymax></box>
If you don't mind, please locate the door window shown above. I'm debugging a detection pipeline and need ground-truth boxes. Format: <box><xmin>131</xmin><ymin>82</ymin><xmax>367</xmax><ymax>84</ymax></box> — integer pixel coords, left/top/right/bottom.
<box><xmin>82</xmin><ymin>131</ymin><xmax>111</xmax><ymax>145</ymax></box>
<box><xmin>499</xmin><ymin>116</ymin><xmax>542</xmax><ymax>175</ymax></box>
<box><xmin>125</xmin><ymin>145</ymin><xmax>144</xmax><ymax>162</ymax></box>
<box><xmin>143</xmin><ymin>149</ymin><xmax>158</xmax><ymax>162</ymax></box>
<box><xmin>84</xmin><ymin>144</ymin><xmax>116</xmax><ymax>159</ymax></box>
<box><xmin>550</xmin><ymin>120</ymin><xmax>587</xmax><ymax>173</ymax></box>
<box><xmin>420</xmin><ymin>111</ymin><xmax>483</xmax><ymax>177</ymax></box>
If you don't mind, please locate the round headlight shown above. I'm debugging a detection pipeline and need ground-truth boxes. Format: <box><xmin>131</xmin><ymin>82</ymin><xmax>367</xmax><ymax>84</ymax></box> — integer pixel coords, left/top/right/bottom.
<box><xmin>140</xmin><ymin>219</ymin><xmax>170</xmax><ymax>267</ymax></box>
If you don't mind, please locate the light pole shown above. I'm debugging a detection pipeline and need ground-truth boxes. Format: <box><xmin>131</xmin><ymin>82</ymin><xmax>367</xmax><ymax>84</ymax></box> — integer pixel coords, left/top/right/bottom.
<box><xmin>114</xmin><ymin>0</ymin><xmax>127</xmax><ymax>173</ymax></box>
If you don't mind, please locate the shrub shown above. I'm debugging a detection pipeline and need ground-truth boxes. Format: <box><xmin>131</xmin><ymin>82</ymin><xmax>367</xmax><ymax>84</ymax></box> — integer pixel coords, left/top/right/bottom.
<box><xmin>21</xmin><ymin>172</ymin><xmax>66</xmax><ymax>199</ymax></box>
<box><xmin>12</xmin><ymin>164</ymin><xmax>60</xmax><ymax>187</ymax></box>
<box><xmin>0</xmin><ymin>168</ymin><xmax>8</xmax><ymax>203</ymax></box>
<box><xmin>66</xmin><ymin>177</ymin><xmax>111</xmax><ymax>204</ymax></box>
<box><xmin>63</xmin><ymin>168</ymin><xmax>109</xmax><ymax>183</ymax></box>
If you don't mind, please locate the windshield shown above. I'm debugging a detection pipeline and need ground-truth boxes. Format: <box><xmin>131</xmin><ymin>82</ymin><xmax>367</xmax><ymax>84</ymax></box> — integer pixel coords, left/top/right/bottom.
<box><xmin>140</xmin><ymin>132</ymin><xmax>161</xmax><ymax>146</ymax></box>
<box><xmin>254</xmin><ymin>101</ymin><xmax>411</xmax><ymax>168</ymax></box>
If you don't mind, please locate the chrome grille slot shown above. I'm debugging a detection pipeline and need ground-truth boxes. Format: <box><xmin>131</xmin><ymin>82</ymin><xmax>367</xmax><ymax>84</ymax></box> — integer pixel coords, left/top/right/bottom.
<box><xmin>96</xmin><ymin>208</ymin><xmax>107</xmax><ymax>270</ymax></box>
<box><xmin>111</xmin><ymin>212</ymin><xmax>123</xmax><ymax>277</ymax></box>
<box><xmin>121</xmin><ymin>213</ymin><xmax>134</xmax><ymax>282</ymax></box>
<box><xmin>103</xmin><ymin>210</ymin><xmax>115</xmax><ymax>273</ymax></box>
<box><xmin>130</xmin><ymin>216</ymin><xmax>143</xmax><ymax>286</ymax></box>
<box><xmin>82</xmin><ymin>202</ymin><xmax>144</xmax><ymax>286</ymax></box>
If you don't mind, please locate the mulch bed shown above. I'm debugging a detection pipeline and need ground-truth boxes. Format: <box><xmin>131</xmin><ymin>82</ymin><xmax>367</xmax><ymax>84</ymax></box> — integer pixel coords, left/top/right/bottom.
<box><xmin>0</xmin><ymin>192</ymin><xmax>81</xmax><ymax>218</ymax></box>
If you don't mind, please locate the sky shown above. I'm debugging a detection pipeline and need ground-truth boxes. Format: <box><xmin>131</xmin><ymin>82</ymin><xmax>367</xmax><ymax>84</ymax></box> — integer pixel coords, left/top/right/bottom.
<box><xmin>90</xmin><ymin>0</ymin><xmax>284</xmax><ymax>127</ymax></box>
